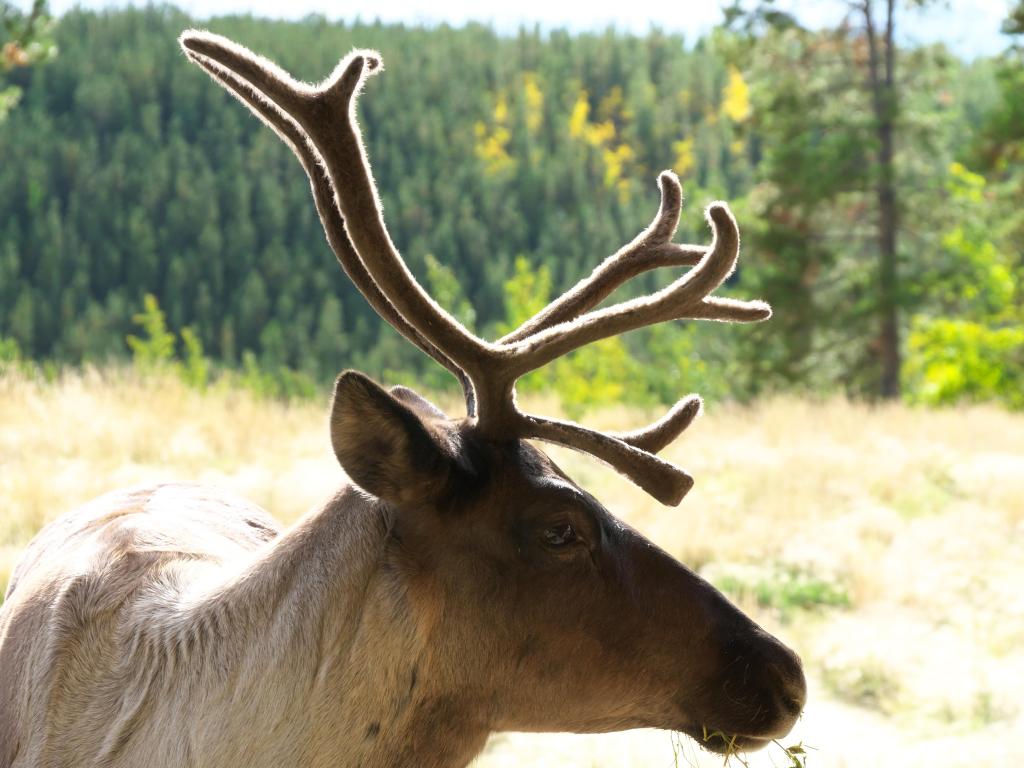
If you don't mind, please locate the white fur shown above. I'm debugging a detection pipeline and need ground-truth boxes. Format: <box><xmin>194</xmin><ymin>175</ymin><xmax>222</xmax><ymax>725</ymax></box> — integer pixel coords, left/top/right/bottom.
<box><xmin>0</xmin><ymin>483</ymin><xmax>488</xmax><ymax>768</ymax></box>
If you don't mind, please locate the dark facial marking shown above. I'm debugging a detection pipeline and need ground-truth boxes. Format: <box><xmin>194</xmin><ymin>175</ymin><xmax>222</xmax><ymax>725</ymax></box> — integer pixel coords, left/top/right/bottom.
<box><xmin>364</xmin><ymin>722</ymin><xmax>380</xmax><ymax>741</ymax></box>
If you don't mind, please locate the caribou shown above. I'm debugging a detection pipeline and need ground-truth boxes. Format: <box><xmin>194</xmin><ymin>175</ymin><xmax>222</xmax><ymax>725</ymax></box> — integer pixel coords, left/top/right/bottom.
<box><xmin>0</xmin><ymin>31</ymin><xmax>806</xmax><ymax>768</ymax></box>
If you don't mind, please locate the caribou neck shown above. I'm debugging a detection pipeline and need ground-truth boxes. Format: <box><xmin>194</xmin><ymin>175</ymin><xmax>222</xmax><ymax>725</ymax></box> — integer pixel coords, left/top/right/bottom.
<box><xmin>174</xmin><ymin>486</ymin><xmax>490</xmax><ymax>768</ymax></box>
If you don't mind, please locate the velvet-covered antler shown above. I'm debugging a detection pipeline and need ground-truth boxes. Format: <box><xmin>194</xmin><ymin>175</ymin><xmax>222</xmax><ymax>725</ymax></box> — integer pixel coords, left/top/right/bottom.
<box><xmin>180</xmin><ymin>31</ymin><xmax>771</xmax><ymax>505</ymax></box>
<box><xmin>179</xmin><ymin>40</ymin><xmax>478</xmax><ymax>415</ymax></box>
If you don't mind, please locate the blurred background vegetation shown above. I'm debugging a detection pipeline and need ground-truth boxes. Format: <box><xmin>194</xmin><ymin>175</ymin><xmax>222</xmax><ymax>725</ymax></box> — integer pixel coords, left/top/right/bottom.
<box><xmin>0</xmin><ymin>0</ymin><xmax>1022</xmax><ymax>412</ymax></box>
<box><xmin>2</xmin><ymin>3</ymin><xmax>1023</xmax><ymax>764</ymax></box>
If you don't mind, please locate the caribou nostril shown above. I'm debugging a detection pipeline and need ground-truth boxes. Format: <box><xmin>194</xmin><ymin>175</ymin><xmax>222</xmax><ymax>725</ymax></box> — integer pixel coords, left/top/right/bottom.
<box><xmin>780</xmin><ymin>686</ymin><xmax>804</xmax><ymax>717</ymax></box>
<box><xmin>774</xmin><ymin>660</ymin><xmax>807</xmax><ymax>719</ymax></box>
<box><xmin>763</xmin><ymin>648</ymin><xmax>806</xmax><ymax>719</ymax></box>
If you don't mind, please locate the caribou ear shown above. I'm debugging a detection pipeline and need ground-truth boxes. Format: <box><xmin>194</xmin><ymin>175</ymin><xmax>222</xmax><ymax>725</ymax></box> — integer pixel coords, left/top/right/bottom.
<box><xmin>330</xmin><ymin>371</ymin><xmax>454</xmax><ymax>505</ymax></box>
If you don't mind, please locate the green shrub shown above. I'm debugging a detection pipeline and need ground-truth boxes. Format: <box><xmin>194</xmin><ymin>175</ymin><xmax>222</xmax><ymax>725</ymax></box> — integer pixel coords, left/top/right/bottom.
<box><xmin>125</xmin><ymin>295</ymin><xmax>315</xmax><ymax>401</ymax></box>
<box><xmin>126</xmin><ymin>294</ymin><xmax>176</xmax><ymax>372</ymax></box>
<box><xmin>0</xmin><ymin>336</ymin><xmax>22</xmax><ymax>369</ymax></box>
<box><xmin>903</xmin><ymin>317</ymin><xmax>1024</xmax><ymax>409</ymax></box>
<box><xmin>234</xmin><ymin>350</ymin><xmax>318</xmax><ymax>401</ymax></box>
<box><xmin>179</xmin><ymin>327</ymin><xmax>209</xmax><ymax>391</ymax></box>
<box><xmin>0</xmin><ymin>336</ymin><xmax>41</xmax><ymax>377</ymax></box>
<box><xmin>705</xmin><ymin>561</ymin><xmax>851</xmax><ymax>622</ymax></box>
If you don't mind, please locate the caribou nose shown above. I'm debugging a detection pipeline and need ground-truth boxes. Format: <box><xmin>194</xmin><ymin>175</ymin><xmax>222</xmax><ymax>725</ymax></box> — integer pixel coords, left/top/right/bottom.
<box><xmin>715</xmin><ymin>628</ymin><xmax>807</xmax><ymax>738</ymax></box>
<box><xmin>756</xmin><ymin>637</ymin><xmax>806</xmax><ymax>735</ymax></box>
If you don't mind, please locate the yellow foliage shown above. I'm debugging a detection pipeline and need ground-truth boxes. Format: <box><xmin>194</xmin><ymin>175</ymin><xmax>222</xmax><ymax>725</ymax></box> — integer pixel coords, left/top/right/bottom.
<box><xmin>672</xmin><ymin>137</ymin><xmax>695</xmax><ymax>177</ymax></box>
<box><xmin>602</xmin><ymin>143</ymin><xmax>634</xmax><ymax>188</ymax></box>
<box><xmin>730</xmin><ymin>138</ymin><xmax>746</xmax><ymax>157</ymax></box>
<box><xmin>567</xmin><ymin>86</ymin><xmax>634</xmax><ymax>193</ymax></box>
<box><xmin>474</xmin><ymin>89</ymin><xmax>516</xmax><ymax>176</ymax></box>
<box><xmin>947</xmin><ymin>161</ymin><xmax>986</xmax><ymax>203</ymax></box>
<box><xmin>584</xmin><ymin>120</ymin><xmax>616</xmax><ymax>147</ymax></box>
<box><xmin>568</xmin><ymin>91</ymin><xmax>590</xmax><ymax>139</ymax></box>
<box><xmin>474</xmin><ymin>124</ymin><xmax>514</xmax><ymax>175</ymax></box>
<box><xmin>569</xmin><ymin>89</ymin><xmax>620</xmax><ymax>146</ymax></box>
<box><xmin>722</xmin><ymin>66</ymin><xmax>752</xmax><ymax>123</ymax></box>
<box><xmin>522</xmin><ymin>72</ymin><xmax>544</xmax><ymax>133</ymax></box>
<box><xmin>493</xmin><ymin>93</ymin><xmax>508</xmax><ymax>124</ymax></box>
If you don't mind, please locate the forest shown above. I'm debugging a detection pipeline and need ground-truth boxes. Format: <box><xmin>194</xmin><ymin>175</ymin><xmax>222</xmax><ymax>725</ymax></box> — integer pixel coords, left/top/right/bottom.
<box><xmin>1</xmin><ymin>2</ymin><xmax>1022</xmax><ymax>410</ymax></box>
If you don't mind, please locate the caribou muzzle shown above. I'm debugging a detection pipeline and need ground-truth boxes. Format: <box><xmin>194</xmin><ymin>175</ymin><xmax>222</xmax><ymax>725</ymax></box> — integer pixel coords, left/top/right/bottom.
<box><xmin>682</xmin><ymin>624</ymin><xmax>807</xmax><ymax>752</ymax></box>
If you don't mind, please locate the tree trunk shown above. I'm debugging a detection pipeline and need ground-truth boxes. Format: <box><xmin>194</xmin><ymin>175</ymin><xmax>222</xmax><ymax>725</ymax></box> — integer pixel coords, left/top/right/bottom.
<box><xmin>863</xmin><ymin>0</ymin><xmax>901</xmax><ymax>397</ymax></box>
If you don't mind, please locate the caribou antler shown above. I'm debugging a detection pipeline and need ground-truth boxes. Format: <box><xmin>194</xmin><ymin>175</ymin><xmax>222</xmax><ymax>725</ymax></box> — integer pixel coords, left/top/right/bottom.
<box><xmin>179</xmin><ymin>40</ymin><xmax>478</xmax><ymax>414</ymax></box>
<box><xmin>180</xmin><ymin>32</ymin><xmax>771</xmax><ymax>505</ymax></box>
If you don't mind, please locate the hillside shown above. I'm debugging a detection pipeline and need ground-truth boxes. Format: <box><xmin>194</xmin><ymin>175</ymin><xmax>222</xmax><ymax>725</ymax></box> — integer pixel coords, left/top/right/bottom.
<box><xmin>3</xmin><ymin>8</ymin><xmax>1015</xmax><ymax>410</ymax></box>
<box><xmin>0</xmin><ymin>8</ymin><xmax>751</xmax><ymax>377</ymax></box>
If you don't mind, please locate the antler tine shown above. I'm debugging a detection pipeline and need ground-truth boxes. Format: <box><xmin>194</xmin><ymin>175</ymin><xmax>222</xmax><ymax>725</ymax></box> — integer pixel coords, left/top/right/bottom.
<box><xmin>500</xmin><ymin>172</ymin><xmax>706</xmax><ymax>344</ymax></box>
<box><xmin>507</xmin><ymin>392</ymin><xmax>704</xmax><ymax>505</ymax></box>
<box><xmin>180</xmin><ymin>37</ymin><xmax>478</xmax><ymax>415</ymax></box>
<box><xmin>613</xmin><ymin>394</ymin><xmax>702</xmax><ymax>453</ymax></box>
<box><xmin>521</xmin><ymin>412</ymin><xmax>695</xmax><ymax>506</ymax></box>
<box><xmin>180</xmin><ymin>31</ymin><xmax>498</xmax><ymax>385</ymax></box>
<box><xmin>504</xmin><ymin>202</ymin><xmax>771</xmax><ymax>379</ymax></box>
<box><xmin>181</xmin><ymin>31</ymin><xmax>318</xmax><ymax>112</ymax></box>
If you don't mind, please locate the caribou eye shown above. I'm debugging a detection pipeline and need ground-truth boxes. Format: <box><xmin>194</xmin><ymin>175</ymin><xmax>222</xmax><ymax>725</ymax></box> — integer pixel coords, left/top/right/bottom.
<box><xmin>541</xmin><ymin>523</ymin><xmax>578</xmax><ymax>548</ymax></box>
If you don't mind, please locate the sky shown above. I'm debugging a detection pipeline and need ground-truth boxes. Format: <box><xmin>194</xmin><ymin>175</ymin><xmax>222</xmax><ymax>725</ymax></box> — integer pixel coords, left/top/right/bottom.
<box><xmin>43</xmin><ymin>0</ymin><xmax>1016</xmax><ymax>60</ymax></box>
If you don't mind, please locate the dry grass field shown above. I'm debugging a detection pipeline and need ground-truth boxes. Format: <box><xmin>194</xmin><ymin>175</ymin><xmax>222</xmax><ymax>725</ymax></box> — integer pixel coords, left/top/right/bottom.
<box><xmin>1</xmin><ymin>369</ymin><xmax>1022</xmax><ymax>766</ymax></box>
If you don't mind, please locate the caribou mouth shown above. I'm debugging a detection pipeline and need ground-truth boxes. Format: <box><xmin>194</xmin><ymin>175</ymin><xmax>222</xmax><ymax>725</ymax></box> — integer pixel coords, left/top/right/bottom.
<box><xmin>685</xmin><ymin>726</ymin><xmax>773</xmax><ymax>756</ymax></box>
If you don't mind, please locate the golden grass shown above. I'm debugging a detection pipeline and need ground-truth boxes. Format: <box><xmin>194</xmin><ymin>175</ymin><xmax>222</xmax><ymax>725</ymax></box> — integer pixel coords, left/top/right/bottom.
<box><xmin>2</xmin><ymin>369</ymin><xmax>1022</xmax><ymax>766</ymax></box>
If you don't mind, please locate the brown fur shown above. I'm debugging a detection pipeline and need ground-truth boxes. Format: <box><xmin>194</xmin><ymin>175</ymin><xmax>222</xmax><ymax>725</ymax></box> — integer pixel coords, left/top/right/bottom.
<box><xmin>0</xmin><ymin>376</ymin><xmax>805</xmax><ymax>767</ymax></box>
